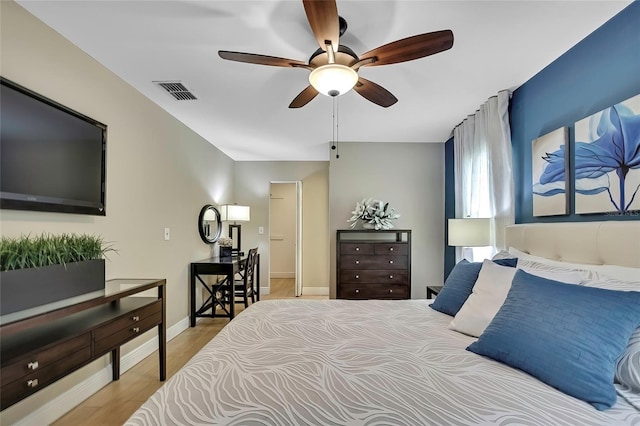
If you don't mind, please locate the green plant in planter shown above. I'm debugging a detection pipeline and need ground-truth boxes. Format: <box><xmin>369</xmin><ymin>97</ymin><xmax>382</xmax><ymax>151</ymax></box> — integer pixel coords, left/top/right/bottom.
<box><xmin>0</xmin><ymin>233</ymin><xmax>115</xmax><ymax>271</ymax></box>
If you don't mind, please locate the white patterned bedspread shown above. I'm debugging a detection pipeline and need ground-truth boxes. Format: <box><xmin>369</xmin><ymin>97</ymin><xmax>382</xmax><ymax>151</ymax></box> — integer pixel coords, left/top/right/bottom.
<box><xmin>126</xmin><ymin>299</ymin><xmax>639</xmax><ymax>426</ymax></box>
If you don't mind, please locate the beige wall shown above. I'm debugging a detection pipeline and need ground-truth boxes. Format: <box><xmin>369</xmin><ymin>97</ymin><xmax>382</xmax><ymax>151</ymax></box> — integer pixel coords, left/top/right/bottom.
<box><xmin>234</xmin><ymin>162</ymin><xmax>330</xmax><ymax>292</ymax></box>
<box><xmin>329</xmin><ymin>142</ymin><xmax>445</xmax><ymax>299</ymax></box>
<box><xmin>0</xmin><ymin>2</ymin><xmax>235</xmax><ymax>423</ymax></box>
<box><xmin>269</xmin><ymin>183</ymin><xmax>297</xmax><ymax>278</ymax></box>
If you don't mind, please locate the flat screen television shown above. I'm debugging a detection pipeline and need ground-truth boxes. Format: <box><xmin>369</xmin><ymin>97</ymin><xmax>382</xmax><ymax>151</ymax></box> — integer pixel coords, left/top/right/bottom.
<box><xmin>0</xmin><ymin>77</ymin><xmax>107</xmax><ymax>216</ymax></box>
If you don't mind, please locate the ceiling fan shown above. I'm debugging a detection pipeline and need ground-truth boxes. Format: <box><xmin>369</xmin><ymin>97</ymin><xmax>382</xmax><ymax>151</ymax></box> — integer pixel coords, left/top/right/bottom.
<box><xmin>218</xmin><ymin>0</ymin><xmax>453</xmax><ymax>108</ymax></box>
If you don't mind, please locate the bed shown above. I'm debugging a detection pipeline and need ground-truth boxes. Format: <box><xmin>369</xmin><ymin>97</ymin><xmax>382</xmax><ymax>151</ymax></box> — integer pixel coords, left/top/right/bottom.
<box><xmin>127</xmin><ymin>221</ymin><xmax>640</xmax><ymax>425</ymax></box>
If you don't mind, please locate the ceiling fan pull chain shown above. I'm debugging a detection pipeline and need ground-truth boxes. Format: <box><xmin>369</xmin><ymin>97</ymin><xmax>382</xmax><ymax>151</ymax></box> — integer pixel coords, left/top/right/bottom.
<box><xmin>336</xmin><ymin>96</ymin><xmax>340</xmax><ymax>159</ymax></box>
<box><xmin>331</xmin><ymin>95</ymin><xmax>336</xmax><ymax>152</ymax></box>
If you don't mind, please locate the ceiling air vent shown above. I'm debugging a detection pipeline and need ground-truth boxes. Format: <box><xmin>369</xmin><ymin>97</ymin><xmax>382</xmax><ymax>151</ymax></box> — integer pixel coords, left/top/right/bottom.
<box><xmin>154</xmin><ymin>81</ymin><xmax>197</xmax><ymax>101</ymax></box>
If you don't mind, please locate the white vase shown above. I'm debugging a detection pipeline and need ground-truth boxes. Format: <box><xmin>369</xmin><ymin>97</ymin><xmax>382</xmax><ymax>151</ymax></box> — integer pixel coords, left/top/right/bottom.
<box><xmin>362</xmin><ymin>223</ymin><xmax>375</xmax><ymax>230</ymax></box>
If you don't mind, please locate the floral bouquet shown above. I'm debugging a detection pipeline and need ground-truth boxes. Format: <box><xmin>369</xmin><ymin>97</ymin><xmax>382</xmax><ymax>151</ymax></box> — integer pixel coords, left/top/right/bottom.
<box><xmin>347</xmin><ymin>198</ymin><xmax>400</xmax><ymax>230</ymax></box>
<box><xmin>218</xmin><ymin>237</ymin><xmax>233</xmax><ymax>247</ymax></box>
<box><xmin>218</xmin><ymin>236</ymin><xmax>233</xmax><ymax>257</ymax></box>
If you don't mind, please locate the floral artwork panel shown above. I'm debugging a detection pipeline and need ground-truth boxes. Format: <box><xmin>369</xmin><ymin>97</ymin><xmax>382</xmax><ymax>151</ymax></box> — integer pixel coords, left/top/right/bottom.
<box><xmin>532</xmin><ymin>127</ymin><xmax>569</xmax><ymax>217</ymax></box>
<box><xmin>574</xmin><ymin>94</ymin><xmax>640</xmax><ymax>214</ymax></box>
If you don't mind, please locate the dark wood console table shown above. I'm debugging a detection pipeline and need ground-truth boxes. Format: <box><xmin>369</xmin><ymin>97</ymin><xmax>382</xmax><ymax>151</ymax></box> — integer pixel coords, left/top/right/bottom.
<box><xmin>190</xmin><ymin>255</ymin><xmax>260</xmax><ymax>326</ymax></box>
<box><xmin>0</xmin><ymin>278</ymin><xmax>166</xmax><ymax>411</ymax></box>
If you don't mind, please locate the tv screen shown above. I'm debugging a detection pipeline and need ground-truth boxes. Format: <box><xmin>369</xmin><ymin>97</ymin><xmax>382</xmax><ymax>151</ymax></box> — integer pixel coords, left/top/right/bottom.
<box><xmin>0</xmin><ymin>77</ymin><xmax>107</xmax><ymax>215</ymax></box>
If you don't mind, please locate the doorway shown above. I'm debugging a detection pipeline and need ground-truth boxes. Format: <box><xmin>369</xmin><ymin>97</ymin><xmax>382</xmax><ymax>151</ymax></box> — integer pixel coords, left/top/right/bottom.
<box><xmin>269</xmin><ymin>182</ymin><xmax>302</xmax><ymax>296</ymax></box>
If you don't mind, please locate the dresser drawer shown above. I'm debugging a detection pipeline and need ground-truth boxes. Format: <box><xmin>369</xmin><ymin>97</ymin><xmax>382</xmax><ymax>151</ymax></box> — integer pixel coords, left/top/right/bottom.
<box><xmin>1</xmin><ymin>346</ymin><xmax>91</xmax><ymax>409</ymax></box>
<box><xmin>338</xmin><ymin>283</ymin><xmax>409</xmax><ymax>300</ymax></box>
<box><xmin>340</xmin><ymin>243</ymin><xmax>374</xmax><ymax>255</ymax></box>
<box><xmin>94</xmin><ymin>310</ymin><xmax>162</xmax><ymax>356</ymax></box>
<box><xmin>340</xmin><ymin>270</ymin><xmax>408</xmax><ymax>284</ymax></box>
<box><xmin>340</xmin><ymin>255</ymin><xmax>408</xmax><ymax>270</ymax></box>
<box><xmin>374</xmin><ymin>243</ymin><xmax>408</xmax><ymax>255</ymax></box>
<box><xmin>94</xmin><ymin>300</ymin><xmax>162</xmax><ymax>341</ymax></box>
<box><xmin>1</xmin><ymin>333</ymin><xmax>91</xmax><ymax>385</ymax></box>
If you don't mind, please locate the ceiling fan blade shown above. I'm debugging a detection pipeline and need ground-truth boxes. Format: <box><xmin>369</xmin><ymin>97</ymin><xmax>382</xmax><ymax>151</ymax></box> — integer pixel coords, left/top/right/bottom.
<box><xmin>302</xmin><ymin>0</ymin><xmax>339</xmax><ymax>52</ymax></box>
<box><xmin>218</xmin><ymin>51</ymin><xmax>308</xmax><ymax>68</ymax></box>
<box><xmin>353</xmin><ymin>77</ymin><xmax>398</xmax><ymax>108</ymax></box>
<box><xmin>289</xmin><ymin>85</ymin><xmax>319</xmax><ymax>108</ymax></box>
<box><xmin>358</xmin><ymin>30</ymin><xmax>454</xmax><ymax>67</ymax></box>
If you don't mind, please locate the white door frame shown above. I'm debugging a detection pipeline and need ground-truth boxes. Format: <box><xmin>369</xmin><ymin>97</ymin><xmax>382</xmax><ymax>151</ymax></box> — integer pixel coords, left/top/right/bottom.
<box><xmin>269</xmin><ymin>181</ymin><xmax>303</xmax><ymax>296</ymax></box>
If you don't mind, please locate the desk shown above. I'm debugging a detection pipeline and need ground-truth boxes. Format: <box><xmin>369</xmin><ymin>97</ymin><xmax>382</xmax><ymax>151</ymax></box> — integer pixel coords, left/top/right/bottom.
<box><xmin>190</xmin><ymin>255</ymin><xmax>260</xmax><ymax>326</ymax></box>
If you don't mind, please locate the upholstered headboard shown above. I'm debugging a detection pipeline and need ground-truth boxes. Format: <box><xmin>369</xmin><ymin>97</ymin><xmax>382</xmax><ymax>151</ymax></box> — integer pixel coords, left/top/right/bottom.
<box><xmin>505</xmin><ymin>221</ymin><xmax>640</xmax><ymax>269</ymax></box>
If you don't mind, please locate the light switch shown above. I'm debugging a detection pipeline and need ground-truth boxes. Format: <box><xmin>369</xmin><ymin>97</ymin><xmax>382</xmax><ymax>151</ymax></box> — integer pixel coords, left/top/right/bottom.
<box><xmin>258</xmin><ymin>226</ymin><xmax>264</xmax><ymax>235</ymax></box>
<box><xmin>164</xmin><ymin>228</ymin><xmax>170</xmax><ymax>241</ymax></box>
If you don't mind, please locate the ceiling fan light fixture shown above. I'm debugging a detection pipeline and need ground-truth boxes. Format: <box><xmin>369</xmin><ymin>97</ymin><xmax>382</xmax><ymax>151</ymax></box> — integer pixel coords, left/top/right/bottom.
<box><xmin>309</xmin><ymin>64</ymin><xmax>358</xmax><ymax>97</ymax></box>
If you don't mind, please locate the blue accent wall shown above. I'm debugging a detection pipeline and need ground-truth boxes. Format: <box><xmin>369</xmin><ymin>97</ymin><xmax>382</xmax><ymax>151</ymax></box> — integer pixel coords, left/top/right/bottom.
<box><xmin>444</xmin><ymin>137</ymin><xmax>456</xmax><ymax>278</ymax></box>
<box><xmin>511</xmin><ymin>1</ymin><xmax>640</xmax><ymax>223</ymax></box>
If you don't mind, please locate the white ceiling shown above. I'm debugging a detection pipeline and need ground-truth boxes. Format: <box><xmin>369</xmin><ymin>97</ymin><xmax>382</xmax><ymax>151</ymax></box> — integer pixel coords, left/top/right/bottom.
<box><xmin>16</xmin><ymin>0</ymin><xmax>631</xmax><ymax>161</ymax></box>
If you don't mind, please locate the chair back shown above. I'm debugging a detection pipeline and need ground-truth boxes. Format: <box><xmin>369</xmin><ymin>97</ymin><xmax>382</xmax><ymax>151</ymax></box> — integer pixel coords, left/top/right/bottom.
<box><xmin>244</xmin><ymin>248</ymin><xmax>258</xmax><ymax>287</ymax></box>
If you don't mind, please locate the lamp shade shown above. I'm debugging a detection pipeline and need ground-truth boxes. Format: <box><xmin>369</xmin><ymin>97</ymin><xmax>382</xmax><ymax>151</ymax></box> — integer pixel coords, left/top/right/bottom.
<box><xmin>308</xmin><ymin>64</ymin><xmax>358</xmax><ymax>96</ymax></box>
<box><xmin>220</xmin><ymin>204</ymin><xmax>250</xmax><ymax>222</ymax></box>
<box><xmin>448</xmin><ymin>218</ymin><xmax>490</xmax><ymax>247</ymax></box>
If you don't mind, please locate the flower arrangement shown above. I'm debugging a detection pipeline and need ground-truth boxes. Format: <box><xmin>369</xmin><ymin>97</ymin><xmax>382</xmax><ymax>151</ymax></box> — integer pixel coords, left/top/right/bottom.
<box><xmin>218</xmin><ymin>236</ymin><xmax>233</xmax><ymax>247</ymax></box>
<box><xmin>347</xmin><ymin>198</ymin><xmax>400</xmax><ymax>230</ymax></box>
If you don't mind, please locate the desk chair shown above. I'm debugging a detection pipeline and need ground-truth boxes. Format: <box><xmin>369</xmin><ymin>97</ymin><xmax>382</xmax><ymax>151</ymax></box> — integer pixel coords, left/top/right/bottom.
<box><xmin>234</xmin><ymin>247</ymin><xmax>258</xmax><ymax>308</ymax></box>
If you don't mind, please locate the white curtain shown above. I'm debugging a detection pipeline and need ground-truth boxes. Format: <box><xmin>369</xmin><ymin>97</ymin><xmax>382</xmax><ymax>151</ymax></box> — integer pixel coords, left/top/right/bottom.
<box><xmin>453</xmin><ymin>90</ymin><xmax>514</xmax><ymax>261</ymax></box>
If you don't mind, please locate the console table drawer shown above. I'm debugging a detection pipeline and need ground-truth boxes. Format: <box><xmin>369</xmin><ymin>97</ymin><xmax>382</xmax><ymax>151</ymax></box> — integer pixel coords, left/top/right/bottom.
<box><xmin>94</xmin><ymin>311</ymin><xmax>162</xmax><ymax>356</ymax></box>
<box><xmin>1</xmin><ymin>333</ymin><xmax>91</xmax><ymax>385</ymax></box>
<box><xmin>340</xmin><ymin>270</ymin><xmax>408</xmax><ymax>284</ymax></box>
<box><xmin>338</xmin><ymin>283</ymin><xmax>409</xmax><ymax>300</ymax></box>
<box><xmin>94</xmin><ymin>300</ymin><xmax>162</xmax><ymax>341</ymax></box>
<box><xmin>1</xmin><ymin>346</ymin><xmax>91</xmax><ymax>409</ymax></box>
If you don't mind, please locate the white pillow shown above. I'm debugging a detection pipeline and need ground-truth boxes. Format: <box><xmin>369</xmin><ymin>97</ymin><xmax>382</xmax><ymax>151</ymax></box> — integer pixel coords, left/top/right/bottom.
<box><xmin>449</xmin><ymin>260</ymin><xmax>515</xmax><ymax>337</ymax></box>
<box><xmin>449</xmin><ymin>259</ymin><xmax>583</xmax><ymax>337</ymax></box>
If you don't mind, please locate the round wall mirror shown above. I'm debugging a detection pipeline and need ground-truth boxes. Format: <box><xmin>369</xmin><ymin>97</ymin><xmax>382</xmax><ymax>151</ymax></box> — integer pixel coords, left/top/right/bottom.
<box><xmin>198</xmin><ymin>204</ymin><xmax>222</xmax><ymax>244</ymax></box>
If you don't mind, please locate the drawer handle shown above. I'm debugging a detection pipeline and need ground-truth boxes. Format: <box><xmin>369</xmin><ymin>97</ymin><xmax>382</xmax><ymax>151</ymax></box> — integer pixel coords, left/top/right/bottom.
<box><xmin>355</xmin><ymin>275</ymin><xmax>360</xmax><ymax>279</ymax></box>
<box><xmin>389</xmin><ymin>275</ymin><xmax>394</xmax><ymax>279</ymax></box>
<box><xmin>355</xmin><ymin>247</ymin><xmax>360</xmax><ymax>251</ymax></box>
<box><xmin>355</xmin><ymin>260</ymin><xmax>360</xmax><ymax>265</ymax></box>
<box><xmin>132</xmin><ymin>315</ymin><xmax>140</xmax><ymax>321</ymax></box>
<box><xmin>27</xmin><ymin>379</ymin><xmax>39</xmax><ymax>388</ymax></box>
<box><xmin>389</xmin><ymin>260</ymin><xmax>394</xmax><ymax>264</ymax></box>
<box><xmin>389</xmin><ymin>247</ymin><xmax>394</xmax><ymax>251</ymax></box>
<box><xmin>132</xmin><ymin>327</ymin><xmax>140</xmax><ymax>333</ymax></box>
<box><xmin>389</xmin><ymin>289</ymin><xmax>393</xmax><ymax>293</ymax></box>
<box><xmin>355</xmin><ymin>289</ymin><xmax>360</xmax><ymax>294</ymax></box>
<box><xmin>27</xmin><ymin>361</ymin><xmax>39</xmax><ymax>370</ymax></box>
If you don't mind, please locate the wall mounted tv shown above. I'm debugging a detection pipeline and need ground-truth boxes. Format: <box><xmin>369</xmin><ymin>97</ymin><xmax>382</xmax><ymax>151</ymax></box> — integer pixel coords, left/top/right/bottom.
<box><xmin>0</xmin><ymin>77</ymin><xmax>107</xmax><ymax>216</ymax></box>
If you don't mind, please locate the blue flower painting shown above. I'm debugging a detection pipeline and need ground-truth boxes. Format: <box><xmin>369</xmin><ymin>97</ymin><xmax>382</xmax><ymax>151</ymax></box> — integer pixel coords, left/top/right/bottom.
<box><xmin>534</xmin><ymin>94</ymin><xmax>640</xmax><ymax>215</ymax></box>
<box><xmin>532</xmin><ymin>127</ymin><xmax>569</xmax><ymax>216</ymax></box>
<box><xmin>574</xmin><ymin>94</ymin><xmax>640</xmax><ymax>214</ymax></box>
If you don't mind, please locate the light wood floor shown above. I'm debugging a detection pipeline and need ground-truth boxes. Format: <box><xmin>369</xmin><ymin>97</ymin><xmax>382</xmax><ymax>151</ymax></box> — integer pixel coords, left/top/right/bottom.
<box><xmin>51</xmin><ymin>279</ymin><xmax>325</xmax><ymax>426</ymax></box>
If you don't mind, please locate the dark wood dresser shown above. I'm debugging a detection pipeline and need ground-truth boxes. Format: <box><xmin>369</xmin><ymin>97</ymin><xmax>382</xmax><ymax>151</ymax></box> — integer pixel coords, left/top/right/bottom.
<box><xmin>337</xmin><ymin>229</ymin><xmax>411</xmax><ymax>299</ymax></box>
<box><xmin>0</xmin><ymin>278</ymin><xmax>166</xmax><ymax>411</ymax></box>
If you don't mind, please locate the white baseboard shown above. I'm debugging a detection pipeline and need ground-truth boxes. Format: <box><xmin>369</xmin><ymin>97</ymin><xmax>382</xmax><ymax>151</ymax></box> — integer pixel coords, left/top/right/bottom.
<box><xmin>302</xmin><ymin>286</ymin><xmax>329</xmax><ymax>296</ymax></box>
<box><xmin>260</xmin><ymin>286</ymin><xmax>270</xmax><ymax>295</ymax></box>
<box><xmin>269</xmin><ymin>272</ymin><xmax>295</xmax><ymax>278</ymax></box>
<box><xmin>14</xmin><ymin>317</ymin><xmax>190</xmax><ymax>426</ymax></box>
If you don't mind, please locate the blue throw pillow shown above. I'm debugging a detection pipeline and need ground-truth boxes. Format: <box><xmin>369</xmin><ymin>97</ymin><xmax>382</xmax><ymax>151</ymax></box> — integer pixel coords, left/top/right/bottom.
<box><xmin>467</xmin><ymin>269</ymin><xmax>640</xmax><ymax>410</ymax></box>
<box><xmin>430</xmin><ymin>258</ymin><xmax>516</xmax><ymax>316</ymax></box>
